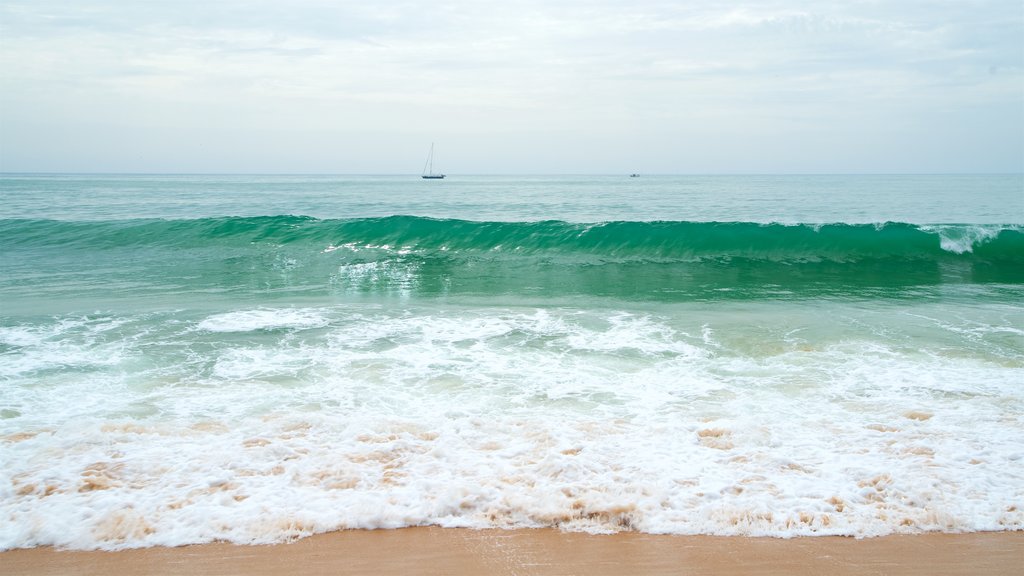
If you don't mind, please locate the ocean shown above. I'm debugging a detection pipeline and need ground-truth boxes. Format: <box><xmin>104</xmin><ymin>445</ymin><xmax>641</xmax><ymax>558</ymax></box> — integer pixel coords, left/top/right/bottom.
<box><xmin>1</xmin><ymin>174</ymin><xmax>1022</xmax><ymax>550</ymax></box>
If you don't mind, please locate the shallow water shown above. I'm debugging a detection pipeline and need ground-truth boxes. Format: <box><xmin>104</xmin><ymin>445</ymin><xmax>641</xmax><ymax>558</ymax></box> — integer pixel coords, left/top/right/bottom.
<box><xmin>1</xmin><ymin>174</ymin><xmax>1022</xmax><ymax>549</ymax></box>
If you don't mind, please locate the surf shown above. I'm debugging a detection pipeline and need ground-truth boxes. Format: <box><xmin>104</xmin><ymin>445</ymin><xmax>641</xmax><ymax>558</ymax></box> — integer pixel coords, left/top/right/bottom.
<box><xmin>3</xmin><ymin>217</ymin><xmax>1021</xmax><ymax>304</ymax></box>
<box><xmin>3</xmin><ymin>216</ymin><xmax>1022</xmax><ymax>259</ymax></box>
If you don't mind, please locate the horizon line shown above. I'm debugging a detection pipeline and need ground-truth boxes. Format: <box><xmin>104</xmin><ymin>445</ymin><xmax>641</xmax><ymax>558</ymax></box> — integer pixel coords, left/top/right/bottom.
<box><xmin>2</xmin><ymin>171</ymin><xmax>1022</xmax><ymax>177</ymax></box>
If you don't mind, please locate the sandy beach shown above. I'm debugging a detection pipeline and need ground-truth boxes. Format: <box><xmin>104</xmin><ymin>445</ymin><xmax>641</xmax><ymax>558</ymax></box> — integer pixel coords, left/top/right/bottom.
<box><xmin>2</xmin><ymin>528</ymin><xmax>1021</xmax><ymax>576</ymax></box>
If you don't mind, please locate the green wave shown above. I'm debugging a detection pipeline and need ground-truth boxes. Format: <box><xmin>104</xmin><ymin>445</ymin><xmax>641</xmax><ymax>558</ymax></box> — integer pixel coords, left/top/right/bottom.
<box><xmin>3</xmin><ymin>216</ymin><xmax>1022</xmax><ymax>260</ymax></box>
<box><xmin>3</xmin><ymin>217</ymin><xmax>1022</xmax><ymax>302</ymax></box>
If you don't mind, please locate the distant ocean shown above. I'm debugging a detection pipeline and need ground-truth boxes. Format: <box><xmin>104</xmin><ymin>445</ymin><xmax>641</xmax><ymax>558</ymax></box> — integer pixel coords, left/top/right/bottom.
<box><xmin>1</xmin><ymin>174</ymin><xmax>1022</xmax><ymax>550</ymax></box>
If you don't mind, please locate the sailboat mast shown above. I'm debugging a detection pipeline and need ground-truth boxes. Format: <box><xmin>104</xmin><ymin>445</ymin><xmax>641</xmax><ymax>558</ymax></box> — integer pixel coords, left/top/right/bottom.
<box><xmin>422</xmin><ymin>143</ymin><xmax>435</xmax><ymax>176</ymax></box>
<box><xmin>421</xmin><ymin>142</ymin><xmax>445</xmax><ymax>178</ymax></box>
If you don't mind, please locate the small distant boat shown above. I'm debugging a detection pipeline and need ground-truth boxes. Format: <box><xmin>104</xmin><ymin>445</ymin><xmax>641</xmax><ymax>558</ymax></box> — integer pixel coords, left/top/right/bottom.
<box><xmin>421</xmin><ymin>143</ymin><xmax>445</xmax><ymax>179</ymax></box>
<box><xmin>629</xmin><ymin>173</ymin><xmax>640</xmax><ymax>178</ymax></box>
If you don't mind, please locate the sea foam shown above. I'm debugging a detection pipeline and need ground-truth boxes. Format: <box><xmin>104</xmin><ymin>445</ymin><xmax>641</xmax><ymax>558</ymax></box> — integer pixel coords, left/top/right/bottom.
<box><xmin>196</xmin><ymin>309</ymin><xmax>330</xmax><ymax>333</ymax></box>
<box><xmin>2</xmin><ymin>305</ymin><xmax>1022</xmax><ymax>550</ymax></box>
<box><xmin>920</xmin><ymin>224</ymin><xmax>1011</xmax><ymax>254</ymax></box>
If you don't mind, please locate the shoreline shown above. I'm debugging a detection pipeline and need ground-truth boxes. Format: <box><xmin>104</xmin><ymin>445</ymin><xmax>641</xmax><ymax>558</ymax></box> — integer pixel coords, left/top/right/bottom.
<box><xmin>2</xmin><ymin>529</ymin><xmax>1021</xmax><ymax>576</ymax></box>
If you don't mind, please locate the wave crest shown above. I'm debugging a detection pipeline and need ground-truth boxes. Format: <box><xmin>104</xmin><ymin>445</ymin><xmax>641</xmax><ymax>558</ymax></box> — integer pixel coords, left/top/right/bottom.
<box><xmin>3</xmin><ymin>216</ymin><xmax>1022</xmax><ymax>262</ymax></box>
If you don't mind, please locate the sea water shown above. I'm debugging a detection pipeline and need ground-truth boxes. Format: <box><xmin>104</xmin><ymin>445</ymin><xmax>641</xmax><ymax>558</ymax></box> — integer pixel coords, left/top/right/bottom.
<box><xmin>1</xmin><ymin>174</ymin><xmax>1022</xmax><ymax>550</ymax></box>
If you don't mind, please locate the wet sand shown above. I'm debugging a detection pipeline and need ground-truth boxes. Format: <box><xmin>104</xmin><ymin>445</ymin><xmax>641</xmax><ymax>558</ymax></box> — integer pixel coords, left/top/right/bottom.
<box><xmin>2</xmin><ymin>529</ymin><xmax>1021</xmax><ymax>576</ymax></box>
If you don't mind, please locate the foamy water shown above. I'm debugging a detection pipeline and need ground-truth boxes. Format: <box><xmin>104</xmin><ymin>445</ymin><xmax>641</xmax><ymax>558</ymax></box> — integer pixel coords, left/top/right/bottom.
<box><xmin>2</xmin><ymin>303</ymin><xmax>1022</xmax><ymax>550</ymax></box>
<box><xmin>2</xmin><ymin>174</ymin><xmax>1022</xmax><ymax>550</ymax></box>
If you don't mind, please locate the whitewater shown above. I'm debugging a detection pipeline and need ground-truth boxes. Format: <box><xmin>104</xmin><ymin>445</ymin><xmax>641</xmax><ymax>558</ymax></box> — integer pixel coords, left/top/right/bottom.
<box><xmin>1</xmin><ymin>174</ymin><xmax>1022</xmax><ymax>550</ymax></box>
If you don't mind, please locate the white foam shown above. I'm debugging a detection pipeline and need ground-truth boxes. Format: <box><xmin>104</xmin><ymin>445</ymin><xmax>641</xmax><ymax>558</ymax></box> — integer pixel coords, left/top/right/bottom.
<box><xmin>920</xmin><ymin>224</ymin><xmax>1011</xmax><ymax>254</ymax></box>
<box><xmin>2</xmin><ymin>304</ymin><xmax>1022</xmax><ymax>550</ymax></box>
<box><xmin>0</xmin><ymin>326</ymin><xmax>46</xmax><ymax>348</ymax></box>
<box><xmin>0</xmin><ymin>317</ymin><xmax>131</xmax><ymax>378</ymax></box>
<box><xmin>196</xmin><ymin>309</ymin><xmax>329</xmax><ymax>333</ymax></box>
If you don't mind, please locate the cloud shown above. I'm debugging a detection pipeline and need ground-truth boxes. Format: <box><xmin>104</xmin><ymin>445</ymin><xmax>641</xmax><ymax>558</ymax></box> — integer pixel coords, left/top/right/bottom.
<box><xmin>1</xmin><ymin>0</ymin><xmax>1020</xmax><ymax>172</ymax></box>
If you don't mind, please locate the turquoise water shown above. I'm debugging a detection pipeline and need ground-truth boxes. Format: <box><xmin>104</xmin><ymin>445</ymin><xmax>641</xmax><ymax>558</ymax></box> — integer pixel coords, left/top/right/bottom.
<box><xmin>1</xmin><ymin>174</ymin><xmax>1020</xmax><ymax>223</ymax></box>
<box><xmin>2</xmin><ymin>216</ymin><xmax>1022</xmax><ymax>313</ymax></box>
<box><xmin>1</xmin><ymin>174</ymin><xmax>1022</xmax><ymax>549</ymax></box>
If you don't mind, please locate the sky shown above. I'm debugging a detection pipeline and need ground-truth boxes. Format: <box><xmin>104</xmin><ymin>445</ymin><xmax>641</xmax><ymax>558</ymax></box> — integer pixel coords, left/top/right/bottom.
<box><xmin>0</xmin><ymin>1</ymin><xmax>1021</xmax><ymax>174</ymax></box>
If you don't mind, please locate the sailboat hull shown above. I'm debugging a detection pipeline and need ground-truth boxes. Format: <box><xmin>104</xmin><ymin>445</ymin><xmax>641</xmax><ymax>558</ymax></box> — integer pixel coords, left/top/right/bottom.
<box><xmin>421</xmin><ymin>175</ymin><xmax>445</xmax><ymax>179</ymax></box>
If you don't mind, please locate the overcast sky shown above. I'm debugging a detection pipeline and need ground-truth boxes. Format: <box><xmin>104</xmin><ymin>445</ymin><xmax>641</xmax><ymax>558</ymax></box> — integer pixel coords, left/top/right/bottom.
<box><xmin>1</xmin><ymin>1</ymin><xmax>1021</xmax><ymax>173</ymax></box>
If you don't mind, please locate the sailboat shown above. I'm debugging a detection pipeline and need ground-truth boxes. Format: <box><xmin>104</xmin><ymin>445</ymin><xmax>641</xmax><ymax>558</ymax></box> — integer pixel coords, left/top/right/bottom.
<box><xmin>421</xmin><ymin>143</ymin><xmax>445</xmax><ymax>179</ymax></box>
